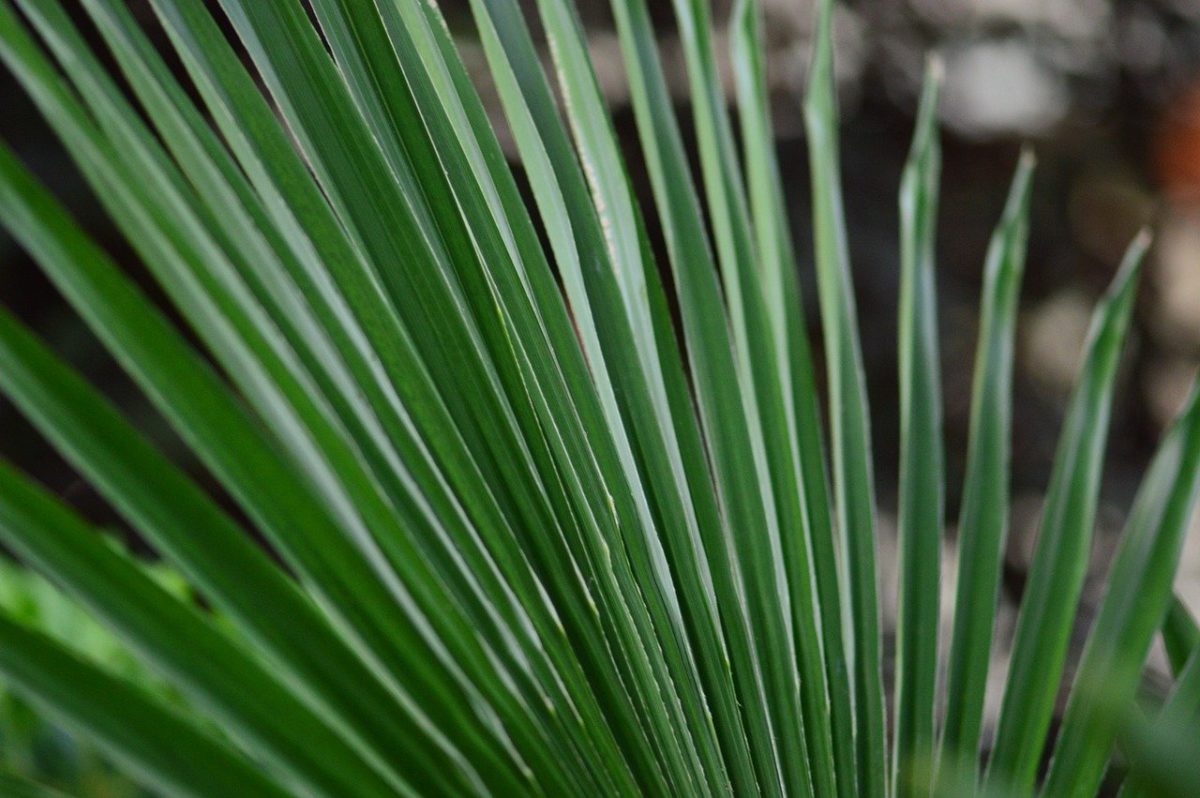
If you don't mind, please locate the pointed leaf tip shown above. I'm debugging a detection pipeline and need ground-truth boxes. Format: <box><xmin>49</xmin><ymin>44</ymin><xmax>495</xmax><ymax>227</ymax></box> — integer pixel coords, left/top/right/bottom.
<box><xmin>926</xmin><ymin>52</ymin><xmax>944</xmax><ymax>85</ymax></box>
<box><xmin>1019</xmin><ymin>145</ymin><xmax>1037</xmax><ymax>171</ymax></box>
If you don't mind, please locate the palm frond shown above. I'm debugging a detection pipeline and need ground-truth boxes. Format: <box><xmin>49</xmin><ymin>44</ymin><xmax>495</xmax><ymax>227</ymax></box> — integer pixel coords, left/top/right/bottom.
<box><xmin>0</xmin><ymin>0</ymin><xmax>1195</xmax><ymax>796</ymax></box>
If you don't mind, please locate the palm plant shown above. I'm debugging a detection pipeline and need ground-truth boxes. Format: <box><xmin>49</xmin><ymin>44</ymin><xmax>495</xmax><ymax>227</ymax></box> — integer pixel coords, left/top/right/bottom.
<box><xmin>0</xmin><ymin>0</ymin><xmax>1197</xmax><ymax>795</ymax></box>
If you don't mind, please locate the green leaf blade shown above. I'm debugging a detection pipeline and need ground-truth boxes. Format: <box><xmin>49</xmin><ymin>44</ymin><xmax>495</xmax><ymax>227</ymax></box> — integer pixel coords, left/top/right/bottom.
<box><xmin>937</xmin><ymin>150</ymin><xmax>1036</xmax><ymax>786</ymax></box>
<box><xmin>0</xmin><ymin>458</ymin><xmax>412</xmax><ymax>798</ymax></box>
<box><xmin>606</xmin><ymin>0</ymin><xmax>817</xmax><ymax>793</ymax></box>
<box><xmin>1121</xmin><ymin>630</ymin><xmax>1200</xmax><ymax>797</ymax></box>
<box><xmin>729</xmin><ymin>1</ymin><xmax>847</xmax><ymax>793</ymax></box>
<box><xmin>1043</xmin><ymin>370</ymin><xmax>1200</xmax><ymax>797</ymax></box>
<box><xmin>1164</xmin><ymin>598</ymin><xmax>1200</xmax><ymax>676</ymax></box>
<box><xmin>0</xmin><ymin>611</ymin><xmax>291</xmax><ymax>798</ymax></box>
<box><xmin>894</xmin><ymin>56</ymin><xmax>944</xmax><ymax>797</ymax></box>
<box><xmin>984</xmin><ymin>233</ymin><xmax>1149</xmax><ymax>794</ymax></box>
<box><xmin>0</xmin><ymin>297</ymin><xmax>485</xmax><ymax>796</ymax></box>
<box><xmin>803</xmin><ymin>0</ymin><xmax>887</xmax><ymax>791</ymax></box>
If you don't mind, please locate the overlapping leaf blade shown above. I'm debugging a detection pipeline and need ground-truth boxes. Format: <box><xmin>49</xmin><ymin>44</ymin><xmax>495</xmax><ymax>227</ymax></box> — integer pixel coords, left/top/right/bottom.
<box><xmin>325</xmin><ymin>1</ymin><xmax>713</xmax><ymax>791</ymax></box>
<box><xmin>1164</xmin><ymin>598</ymin><xmax>1200</xmax><ymax>676</ymax></box>
<box><xmin>505</xmin><ymin>0</ymin><xmax>775</xmax><ymax>791</ymax></box>
<box><xmin>0</xmin><ymin>773</ymin><xmax>69</xmax><ymax>798</ymax></box>
<box><xmin>937</xmin><ymin>151</ymin><xmax>1036</xmax><ymax>786</ymax></box>
<box><xmin>1119</xmin><ymin>629</ymin><xmax>1200</xmax><ymax>797</ymax></box>
<box><xmin>1043</xmin><ymin>375</ymin><xmax>1200</xmax><ymax>796</ymax></box>
<box><xmin>804</xmin><ymin>0</ymin><xmax>887</xmax><ymax>791</ymax></box>
<box><xmin>730</xmin><ymin>4</ymin><xmax>856</xmax><ymax>793</ymax></box>
<box><xmin>666</xmin><ymin>0</ymin><xmax>842</xmax><ymax>791</ymax></box>
<box><xmin>0</xmin><ymin>48</ymin><xmax>528</xmax><ymax>790</ymax></box>
<box><xmin>447</xmin><ymin>3</ymin><xmax>723</xmax><ymax>790</ymax></box>
<box><xmin>985</xmin><ymin>235</ymin><xmax>1148</xmax><ymax>794</ymax></box>
<box><xmin>606</xmin><ymin>0</ymin><xmax>805</xmax><ymax>792</ymax></box>
<box><xmin>0</xmin><ymin>454</ymin><xmax>405</xmax><ymax>798</ymax></box>
<box><xmin>1117</xmin><ymin>702</ymin><xmax>1200</xmax><ymax>798</ymax></box>
<box><xmin>0</xmin><ymin>292</ymin><xmax>480</xmax><ymax>795</ymax></box>
<box><xmin>0</xmin><ymin>611</ymin><xmax>290</xmax><ymax>798</ymax></box>
<box><xmin>894</xmin><ymin>57</ymin><xmax>944</xmax><ymax>797</ymax></box>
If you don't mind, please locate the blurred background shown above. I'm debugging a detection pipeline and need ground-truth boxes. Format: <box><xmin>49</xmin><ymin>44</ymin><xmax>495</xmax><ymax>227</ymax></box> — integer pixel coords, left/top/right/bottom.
<box><xmin>0</xmin><ymin>0</ymin><xmax>1198</xmax><ymax>793</ymax></box>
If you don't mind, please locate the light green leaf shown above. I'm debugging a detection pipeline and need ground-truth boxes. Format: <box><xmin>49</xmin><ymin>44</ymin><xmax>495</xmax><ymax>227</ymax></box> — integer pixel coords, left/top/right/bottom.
<box><xmin>804</xmin><ymin>0</ymin><xmax>887</xmax><ymax>791</ymax></box>
<box><xmin>985</xmin><ymin>233</ymin><xmax>1149</xmax><ymax>794</ymax></box>
<box><xmin>894</xmin><ymin>55</ymin><xmax>944</xmax><ymax>798</ymax></box>
<box><xmin>0</xmin><ymin>772</ymin><xmax>70</xmax><ymax>798</ymax></box>
<box><xmin>937</xmin><ymin>150</ymin><xmax>1036</xmax><ymax>786</ymax></box>
<box><xmin>1164</xmin><ymin>598</ymin><xmax>1200</xmax><ymax>676</ymax></box>
<box><xmin>0</xmin><ymin>612</ymin><xmax>290</xmax><ymax>798</ymax></box>
<box><xmin>1043</xmin><ymin>372</ymin><xmax>1200</xmax><ymax>796</ymax></box>
<box><xmin>0</xmin><ymin>458</ymin><xmax>410</xmax><ymax>798</ymax></box>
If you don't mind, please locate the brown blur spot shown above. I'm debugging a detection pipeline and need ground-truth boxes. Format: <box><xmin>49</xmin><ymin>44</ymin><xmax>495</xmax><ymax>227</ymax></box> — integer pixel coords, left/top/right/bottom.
<box><xmin>1156</xmin><ymin>82</ymin><xmax>1200</xmax><ymax>204</ymax></box>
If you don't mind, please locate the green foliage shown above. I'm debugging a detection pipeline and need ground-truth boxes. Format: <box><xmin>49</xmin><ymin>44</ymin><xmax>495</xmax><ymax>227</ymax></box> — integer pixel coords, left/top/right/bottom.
<box><xmin>0</xmin><ymin>0</ymin><xmax>1196</xmax><ymax>795</ymax></box>
<box><xmin>0</xmin><ymin>552</ymin><xmax>178</xmax><ymax>796</ymax></box>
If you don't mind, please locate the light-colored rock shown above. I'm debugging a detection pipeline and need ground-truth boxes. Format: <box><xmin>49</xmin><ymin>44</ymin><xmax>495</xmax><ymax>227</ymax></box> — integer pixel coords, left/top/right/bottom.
<box><xmin>1023</xmin><ymin>290</ymin><xmax>1095</xmax><ymax>396</ymax></box>
<box><xmin>939</xmin><ymin>40</ymin><xmax>1070</xmax><ymax>139</ymax></box>
<box><xmin>1151</xmin><ymin>209</ymin><xmax>1200</xmax><ymax>348</ymax></box>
